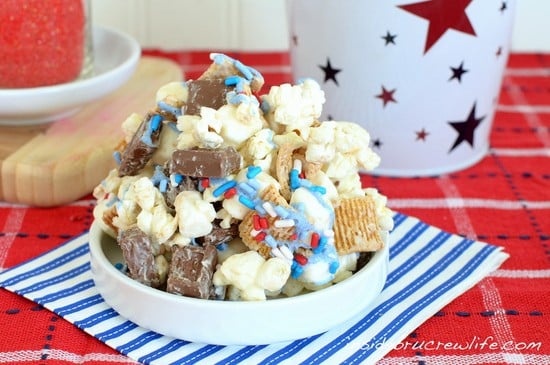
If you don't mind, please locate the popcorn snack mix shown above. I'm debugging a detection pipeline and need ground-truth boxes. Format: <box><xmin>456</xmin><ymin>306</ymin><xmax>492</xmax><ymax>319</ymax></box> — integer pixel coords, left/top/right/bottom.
<box><xmin>93</xmin><ymin>53</ymin><xmax>394</xmax><ymax>301</ymax></box>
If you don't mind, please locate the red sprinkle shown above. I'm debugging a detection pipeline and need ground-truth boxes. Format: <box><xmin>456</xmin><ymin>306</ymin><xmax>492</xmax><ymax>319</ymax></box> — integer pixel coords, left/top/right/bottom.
<box><xmin>253</xmin><ymin>214</ymin><xmax>261</xmax><ymax>231</ymax></box>
<box><xmin>201</xmin><ymin>178</ymin><xmax>210</xmax><ymax>188</ymax></box>
<box><xmin>224</xmin><ymin>187</ymin><xmax>237</xmax><ymax>199</ymax></box>
<box><xmin>254</xmin><ymin>232</ymin><xmax>267</xmax><ymax>242</ymax></box>
<box><xmin>310</xmin><ymin>232</ymin><xmax>320</xmax><ymax>248</ymax></box>
<box><xmin>290</xmin><ymin>233</ymin><xmax>298</xmax><ymax>240</ymax></box>
<box><xmin>299</xmin><ymin>172</ymin><xmax>306</xmax><ymax>179</ymax></box>
<box><xmin>259</xmin><ymin>217</ymin><xmax>269</xmax><ymax>229</ymax></box>
<box><xmin>294</xmin><ymin>253</ymin><xmax>308</xmax><ymax>266</ymax></box>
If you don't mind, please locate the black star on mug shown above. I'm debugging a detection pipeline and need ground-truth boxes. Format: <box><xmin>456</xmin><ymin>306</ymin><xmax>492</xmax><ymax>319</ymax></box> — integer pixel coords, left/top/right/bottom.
<box><xmin>448</xmin><ymin>102</ymin><xmax>485</xmax><ymax>152</ymax></box>
<box><xmin>318</xmin><ymin>58</ymin><xmax>342</xmax><ymax>86</ymax></box>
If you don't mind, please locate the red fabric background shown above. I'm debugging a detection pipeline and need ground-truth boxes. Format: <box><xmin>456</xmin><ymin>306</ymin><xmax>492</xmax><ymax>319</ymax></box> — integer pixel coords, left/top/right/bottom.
<box><xmin>0</xmin><ymin>52</ymin><xmax>548</xmax><ymax>364</ymax></box>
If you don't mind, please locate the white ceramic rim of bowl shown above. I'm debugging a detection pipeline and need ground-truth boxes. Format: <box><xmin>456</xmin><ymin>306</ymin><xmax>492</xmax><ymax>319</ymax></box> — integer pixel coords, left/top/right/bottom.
<box><xmin>0</xmin><ymin>25</ymin><xmax>141</xmax><ymax>125</ymax></box>
<box><xmin>89</xmin><ymin>221</ymin><xmax>389</xmax><ymax>345</ymax></box>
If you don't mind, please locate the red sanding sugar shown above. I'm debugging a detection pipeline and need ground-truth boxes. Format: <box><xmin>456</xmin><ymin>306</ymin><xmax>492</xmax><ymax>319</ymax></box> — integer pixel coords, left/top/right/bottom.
<box><xmin>0</xmin><ymin>0</ymin><xmax>85</xmax><ymax>88</ymax></box>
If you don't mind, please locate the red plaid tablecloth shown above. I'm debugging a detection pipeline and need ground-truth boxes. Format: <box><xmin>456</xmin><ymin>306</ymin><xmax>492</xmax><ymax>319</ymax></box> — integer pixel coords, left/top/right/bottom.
<box><xmin>0</xmin><ymin>51</ymin><xmax>548</xmax><ymax>364</ymax></box>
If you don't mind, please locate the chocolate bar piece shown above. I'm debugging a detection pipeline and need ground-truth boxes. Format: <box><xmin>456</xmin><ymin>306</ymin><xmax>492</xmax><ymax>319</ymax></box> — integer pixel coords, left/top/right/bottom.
<box><xmin>196</xmin><ymin>219</ymin><xmax>239</xmax><ymax>246</ymax></box>
<box><xmin>118</xmin><ymin>226</ymin><xmax>162</xmax><ymax>288</ymax></box>
<box><xmin>184</xmin><ymin>79</ymin><xmax>232</xmax><ymax>116</ymax></box>
<box><xmin>166</xmin><ymin>244</ymin><xmax>218</xmax><ymax>299</ymax></box>
<box><xmin>169</xmin><ymin>147</ymin><xmax>241</xmax><ymax>178</ymax></box>
<box><xmin>119</xmin><ymin>113</ymin><xmax>163</xmax><ymax>176</ymax></box>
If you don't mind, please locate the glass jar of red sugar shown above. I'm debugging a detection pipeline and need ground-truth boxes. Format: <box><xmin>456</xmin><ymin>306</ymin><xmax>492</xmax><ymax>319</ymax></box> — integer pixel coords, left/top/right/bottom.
<box><xmin>0</xmin><ymin>0</ymin><xmax>93</xmax><ymax>88</ymax></box>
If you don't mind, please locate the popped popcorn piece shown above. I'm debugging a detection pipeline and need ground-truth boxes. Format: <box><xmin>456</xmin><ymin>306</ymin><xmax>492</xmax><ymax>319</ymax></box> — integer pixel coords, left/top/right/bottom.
<box><xmin>92</xmin><ymin>169</ymin><xmax>121</xmax><ymax>201</ymax></box>
<box><xmin>151</xmin><ymin>122</ymin><xmax>180</xmax><ymax>165</ymax></box>
<box><xmin>174</xmin><ymin>190</ymin><xmax>216</xmax><ymax>238</ymax></box>
<box><xmin>133</xmin><ymin>177</ymin><xmax>177</xmax><ymax>245</ymax></box>
<box><xmin>262</xmin><ymin>79</ymin><xmax>325</xmax><ymax>138</ymax></box>
<box><xmin>306</xmin><ymin>121</ymin><xmax>381</xmax><ymax>178</ymax></box>
<box><xmin>156</xmin><ymin>81</ymin><xmax>188</xmax><ymax>112</ymax></box>
<box><xmin>239</xmin><ymin>128</ymin><xmax>276</xmax><ymax>169</ymax></box>
<box><xmin>213</xmin><ymin>250</ymin><xmax>291</xmax><ymax>301</ymax></box>
<box><xmin>121</xmin><ymin>113</ymin><xmax>143</xmax><ymax>143</ymax></box>
<box><xmin>112</xmin><ymin>175</ymin><xmax>142</xmax><ymax>231</ymax></box>
<box><xmin>364</xmin><ymin>187</ymin><xmax>394</xmax><ymax>231</ymax></box>
<box><xmin>218</xmin><ymin>103</ymin><xmax>265</xmax><ymax>148</ymax></box>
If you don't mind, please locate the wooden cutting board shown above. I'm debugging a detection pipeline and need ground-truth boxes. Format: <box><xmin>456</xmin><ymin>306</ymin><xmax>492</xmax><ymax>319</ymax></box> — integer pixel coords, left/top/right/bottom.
<box><xmin>0</xmin><ymin>56</ymin><xmax>182</xmax><ymax>207</ymax></box>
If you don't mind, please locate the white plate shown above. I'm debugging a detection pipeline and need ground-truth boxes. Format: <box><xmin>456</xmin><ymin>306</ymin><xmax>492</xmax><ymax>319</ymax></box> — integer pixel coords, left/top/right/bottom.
<box><xmin>89</xmin><ymin>221</ymin><xmax>389</xmax><ymax>345</ymax></box>
<box><xmin>0</xmin><ymin>26</ymin><xmax>141</xmax><ymax>125</ymax></box>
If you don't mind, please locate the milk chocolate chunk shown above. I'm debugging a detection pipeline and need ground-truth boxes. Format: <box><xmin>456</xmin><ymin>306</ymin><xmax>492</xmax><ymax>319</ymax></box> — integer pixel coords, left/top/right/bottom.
<box><xmin>184</xmin><ymin>79</ymin><xmax>232</xmax><ymax>116</ymax></box>
<box><xmin>118</xmin><ymin>226</ymin><xmax>161</xmax><ymax>288</ymax></box>
<box><xmin>166</xmin><ymin>244</ymin><xmax>218</xmax><ymax>299</ymax></box>
<box><xmin>196</xmin><ymin>219</ymin><xmax>239</xmax><ymax>246</ymax></box>
<box><xmin>169</xmin><ymin>146</ymin><xmax>241</xmax><ymax>178</ymax></box>
<box><xmin>119</xmin><ymin>113</ymin><xmax>164</xmax><ymax>176</ymax></box>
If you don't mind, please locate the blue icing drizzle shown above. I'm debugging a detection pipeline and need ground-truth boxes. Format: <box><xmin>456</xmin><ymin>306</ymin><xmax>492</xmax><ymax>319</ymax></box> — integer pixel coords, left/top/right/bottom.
<box><xmin>166</xmin><ymin>121</ymin><xmax>180</xmax><ymax>134</ymax></box>
<box><xmin>157</xmin><ymin>101</ymin><xmax>182</xmax><ymax>117</ymax></box>
<box><xmin>260</xmin><ymin>99</ymin><xmax>271</xmax><ymax>114</ymax></box>
<box><xmin>210</xmin><ymin>53</ymin><xmax>262</xmax><ymax>82</ymax></box>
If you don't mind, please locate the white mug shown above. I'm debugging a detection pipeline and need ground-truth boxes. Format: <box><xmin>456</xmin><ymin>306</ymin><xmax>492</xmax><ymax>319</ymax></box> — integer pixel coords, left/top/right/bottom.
<box><xmin>288</xmin><ymin>0</ymin><xmax>516</xmax><ymax>176</ymax></box>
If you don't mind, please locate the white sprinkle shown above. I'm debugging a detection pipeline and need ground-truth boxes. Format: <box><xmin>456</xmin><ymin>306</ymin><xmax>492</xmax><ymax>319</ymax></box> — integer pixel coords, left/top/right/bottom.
<box><xmin>279</xmin><ymin>245</ymin><xmax>294</xmax><ymax>261</ymax></box>
<box><xmin>274</xmin><ymin>219</ymin><xmax>295</xmax><ymax>228</ymax></box>
<box><xmin>250</xmin><ymin>229</ymin><xmax>262</xmax><ymax>237</ymax></box>
<box><xmin>293</xmin><ymin>159</ymin><xmax>302</xmax><ymax>172</ymax></box>
<box><xmin>262</xmin><ymin>201</ymin><xmax>277</xmax><ymax>217</ymax></box>
<box><xmin>271</xmin><ymin>247</ymin><xmax>285</xmax><ymax>260</ymax></box>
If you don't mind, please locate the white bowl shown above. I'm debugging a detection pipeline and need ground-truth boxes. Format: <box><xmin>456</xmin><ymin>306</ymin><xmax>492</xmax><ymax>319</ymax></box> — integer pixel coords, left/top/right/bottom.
<box><xmin>89</xmin><ymin>221</ymin><xmax>389</xmax><ymax>345</ymax></box>
<box><xmin>0</xmin><ymin>26</ymin><xmax>141</xmax><ymax>125</ymax></box>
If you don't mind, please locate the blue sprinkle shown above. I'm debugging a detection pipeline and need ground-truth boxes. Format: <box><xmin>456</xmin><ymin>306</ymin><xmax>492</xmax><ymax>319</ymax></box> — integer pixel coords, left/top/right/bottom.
<box><xmin>151</xmin><ymin>165</ymin><xmax>169</xmax><ymax>191</ymax></box>
<box><xmin>310</xmin><ymin>185</ymin><xmax>327</xmax><ymax>195</ymax></box>
<box><xmin>329</xmin><ymin>261</ymin><xmax>340</xmax><ymax>274</ymax></box>
<box><xmin>210</xmin><ymin>177</ymin><xmax>226</xmax><ymax>185</ymax></box>
<box><xmin>225</xmin><ymin>75</ymin><xmax>241</xmax><ymax>86</ymax></box>
<box><xmin>274</xmin><ymin>206</ymin><xmax>290</xmax><ymax>219</ymax></box>
<box><xmin>150</xmin><ymin>114</ymin><xmax>163</xmax><ymax>131</ymax></box>
<box><xmin>247</xmin><ymin>178</ymin><xmax>261</xmax><ymax>190</ymax></box>
<box><xmin>238</xmin><ymin>181</ymin><xmax>256</xmax><ymax>197</ymax></box>
<box><xmin>113</xmin><ymin>151</ymin><xmax>121</xmax><ymax>165</ymax></box>
<box><xmin>246</xmin><ymin>165</ymin><xmax>262</xmax><ymax>179</ymax></box>
<box><xmin>290</xmin><ymin>169</ymin><xmax>301</xmax><ymax>190</ymax></box>
<box><xmin>229</xmin><ymin>93</ymin><xmax>250</xmax><ymax>105</ymax></box>
<box><xmin>141</xmin><ymin>115</ymin><xmax>162</xmax><ymax>147</ymax></box>
<box><xmin>264</xmin><ymin>235</ymin><xmax>278</xmax><ymax>248</ymax></box>
<box><xmin>217</xmin><ymin>242</ymin><xmax>228</xmax><ymax>251</ymax></box>
<box><xmin>159</xmin><ymin>179</ymin><xmax>168</xmax><ymax>193</ymax></box>
<box><xmin>172</xmin><ymin>173</ymin><xmax>183</xmax><ymax>185</ymax></box>
<box><xmin>313</xmin><ymin>236</ymin><xmax>328</xmax><ymax>254</ymax></box>
<box><xmin>291</xmin><ymin>264</ymin><xmax>303</xmax><ymax>279</ymax></box>
<box><xmin>114</xmin><ymin>262</ymin><xmax>126</xmax><ymax>272</ymax></box>
<box><xmin>238</xmin><ymin>195</ymin><xmax>256</xmax><ymax>209</ymax></box>
<box><xmin>254</xmin><ymin>203</ymin><xmax>267</xmax><ymax>215</ymax></box>
<box><xmin>213</xmin><ymin>180</ymin><xmax>237</xmax><ymax>197</ymax></box>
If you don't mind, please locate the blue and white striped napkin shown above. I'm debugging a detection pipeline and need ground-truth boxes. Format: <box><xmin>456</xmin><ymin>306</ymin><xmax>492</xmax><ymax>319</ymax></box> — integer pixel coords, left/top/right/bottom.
<box><xmin>0</xmin><ymin>213</ymin><xmax>508</xmax><ymax>364</ymax></box>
